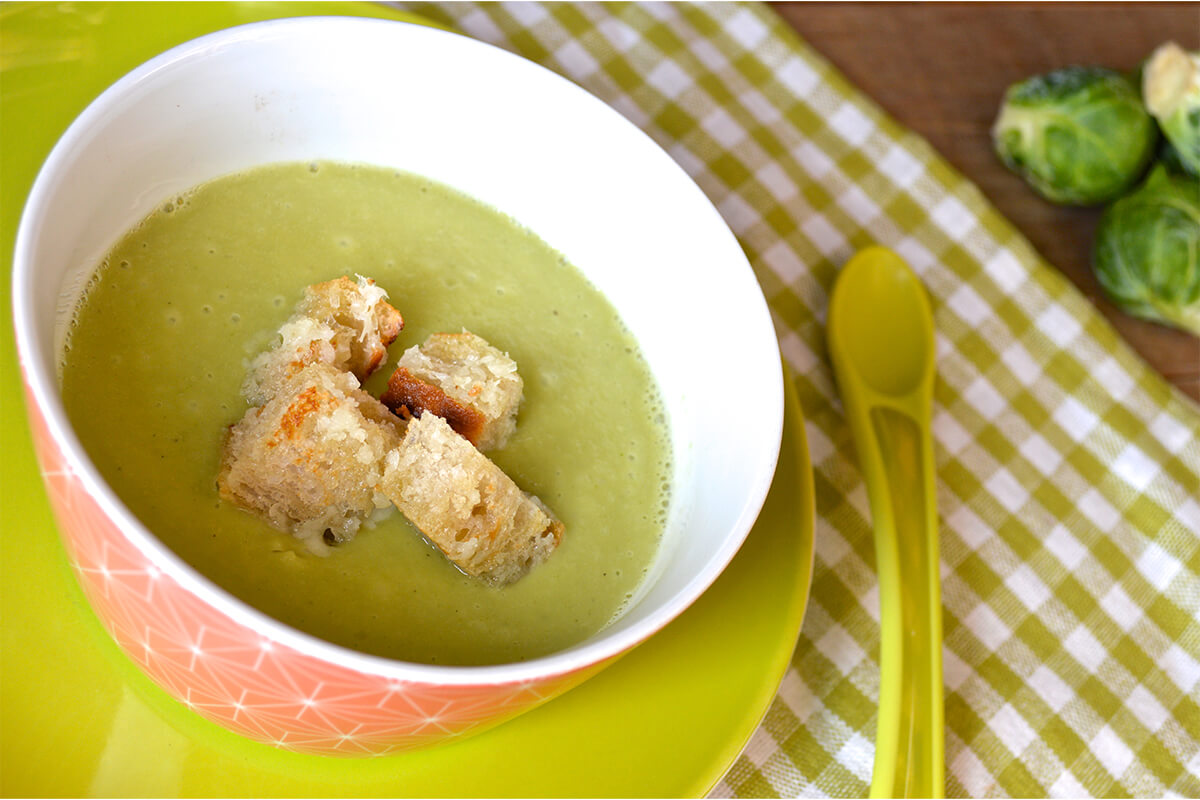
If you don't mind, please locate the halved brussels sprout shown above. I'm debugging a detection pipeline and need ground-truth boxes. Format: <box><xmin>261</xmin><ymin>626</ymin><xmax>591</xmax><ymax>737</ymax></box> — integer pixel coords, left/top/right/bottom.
<box><xmin>993</xmin><ymin>67</ymin><xmax>1157</xmax><ymax>205</ymax></box>
<box><xmin>1143</xmin><ymin>42</ymin><xmax>1200</xmax><ymax>178</ymax></box>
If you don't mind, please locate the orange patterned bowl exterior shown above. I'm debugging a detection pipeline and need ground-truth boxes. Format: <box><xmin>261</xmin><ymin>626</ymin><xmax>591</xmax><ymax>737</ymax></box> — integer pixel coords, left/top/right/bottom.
<box><xmin>24</xmin><ymin>388</ymin><xmax>603</xmax><ymax>755</ymax></box>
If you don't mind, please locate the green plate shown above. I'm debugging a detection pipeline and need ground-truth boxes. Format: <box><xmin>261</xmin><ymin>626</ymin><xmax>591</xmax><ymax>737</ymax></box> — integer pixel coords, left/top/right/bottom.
<box><xmin>0</xmin><ymin>3</ymin><xmax>816</xmax><ymax>796</ymax></box>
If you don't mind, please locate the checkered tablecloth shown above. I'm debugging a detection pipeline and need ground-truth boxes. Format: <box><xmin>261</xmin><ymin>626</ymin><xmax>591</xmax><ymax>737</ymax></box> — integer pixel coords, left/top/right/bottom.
<box><xmin>395</xmin><ymin>2</ymin><xmax>1200</xmax><ymax>796</ymax></box>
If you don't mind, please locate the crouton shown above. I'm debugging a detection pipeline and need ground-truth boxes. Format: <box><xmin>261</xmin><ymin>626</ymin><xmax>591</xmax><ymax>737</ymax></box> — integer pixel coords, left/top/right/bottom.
<box><xmin>244</xmin><ymin>275</ymin><xmax>403</xmax><ymax>405</ymax></box>
<box><xmin>382</xmin><ymin>412</ymin><xmax>563</xmax><ymax>586</ymax></box>
<box><xmin>218</xmin><ymin>362</ymin><xmax>407</xmax><ymax>549</ymax></box>
<box><xmin>380</xmin><ymin>331</ymin><xmax>522</xmax><ymax>451</ymax></box>
<box><xmin>219</xmin><ymin>277</ymin><xmax>559</xmax><ymax>581</ymax></box>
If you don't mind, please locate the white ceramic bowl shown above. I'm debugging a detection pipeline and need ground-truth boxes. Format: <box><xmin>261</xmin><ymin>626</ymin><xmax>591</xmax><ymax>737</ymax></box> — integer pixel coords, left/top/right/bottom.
<box><xmin>12</xmin><ymin>16</ymin><xmax>782</xmax><ymax>755</ymax></box>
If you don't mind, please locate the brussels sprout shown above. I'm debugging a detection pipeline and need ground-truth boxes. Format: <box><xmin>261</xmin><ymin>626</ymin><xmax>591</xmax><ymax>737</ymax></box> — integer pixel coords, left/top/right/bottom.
<box><xmin>1093</xmin><ymin>165</ymin><xmax>1200</xmax><ymax>335</ymax></box>
<box><xmin>1143</xmin><ymin>42</ymin><xmax>1200</xmax><ymax>178</ymax></box>
<box><xmin>993</xmin><ymin>66</ymin><xmax>1157</xmax><ymax>205</ymax></box>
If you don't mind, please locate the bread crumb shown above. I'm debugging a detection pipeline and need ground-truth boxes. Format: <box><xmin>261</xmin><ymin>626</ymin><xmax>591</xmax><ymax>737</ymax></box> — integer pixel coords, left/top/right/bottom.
<box><xmin>382</xmin><ymin>413</ymin><xmax>562</xmax><ymax>586</ymax></box>
<box><xmin>381</xmin><ymin>330</ymin><xmax>522</xmax><ymax>451</ymax></box>
<box><xmin>219</xmin><ymin>363</ymin><xmax>406</xmax><ymax>551</ymax></box>
<box><xmin>244</xmin><ymin>275</ymin><xmax>402</xmax><ymax>405</ymax></box>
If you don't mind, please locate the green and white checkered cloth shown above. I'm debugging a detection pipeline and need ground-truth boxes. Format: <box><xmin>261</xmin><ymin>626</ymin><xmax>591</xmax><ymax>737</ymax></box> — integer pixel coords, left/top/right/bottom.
<box><xmin>396</xmin><ymin>2</ymin><xmax>1200</xmax><ymax>796</ymax></box>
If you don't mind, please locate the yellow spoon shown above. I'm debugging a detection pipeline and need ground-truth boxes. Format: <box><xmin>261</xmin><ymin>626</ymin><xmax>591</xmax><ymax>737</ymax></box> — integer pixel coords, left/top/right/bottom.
<box><xmin>827</xmin><ymin>246</ymin><xmax>944</xmax><ymax>798</ymax></box>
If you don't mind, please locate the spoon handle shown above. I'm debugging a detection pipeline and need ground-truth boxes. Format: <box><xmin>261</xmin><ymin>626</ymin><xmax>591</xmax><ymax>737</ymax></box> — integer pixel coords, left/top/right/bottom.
<box><xmin>867</xmin><ymin>403</ymin><xmax>944</xmax><ymax>799</ymax></box>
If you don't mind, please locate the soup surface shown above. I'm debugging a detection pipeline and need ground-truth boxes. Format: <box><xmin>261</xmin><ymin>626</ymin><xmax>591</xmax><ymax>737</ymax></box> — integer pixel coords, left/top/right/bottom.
<box><xmin>60</xmin><ymin>161</ymin><xmax>670</xmax><ymax>665</ymax></box>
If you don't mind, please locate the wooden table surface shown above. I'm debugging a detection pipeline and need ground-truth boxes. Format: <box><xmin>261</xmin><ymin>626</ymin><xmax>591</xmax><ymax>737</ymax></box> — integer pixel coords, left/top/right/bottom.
<box><xmin>771</xmin><ymin>2</ymin><xmax>1200</xmax><ymax>404</ymax></box>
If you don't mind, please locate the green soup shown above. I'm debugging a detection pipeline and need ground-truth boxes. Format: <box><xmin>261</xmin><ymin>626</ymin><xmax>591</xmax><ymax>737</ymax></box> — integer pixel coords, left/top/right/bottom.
<box><xmin>60</xmin><ymin>161</ymin><xmax>670</xmax><ymax>666</ymax></box>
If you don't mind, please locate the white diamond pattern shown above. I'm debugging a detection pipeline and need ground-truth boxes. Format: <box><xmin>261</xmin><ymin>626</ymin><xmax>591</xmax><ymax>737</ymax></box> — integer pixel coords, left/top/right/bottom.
<box><xmin>28</xmin><ymin>402</ymin><xmax>584</xmax><ymax>755</ymax></box>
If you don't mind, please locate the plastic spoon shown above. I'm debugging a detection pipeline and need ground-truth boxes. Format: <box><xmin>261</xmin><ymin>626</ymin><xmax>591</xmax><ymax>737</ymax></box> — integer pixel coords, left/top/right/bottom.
<box><xmin>826</xmin><ymin>246</ymin><xmax>944</xmax><ymax>798</ymax></box>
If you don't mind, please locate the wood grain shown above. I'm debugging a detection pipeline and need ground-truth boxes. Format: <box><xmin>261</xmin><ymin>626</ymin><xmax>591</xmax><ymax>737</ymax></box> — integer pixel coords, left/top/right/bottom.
<box><xmin>771</xmin><ymin>2</ymin><xmax>1200</xmax><ymax>403</ymax></box>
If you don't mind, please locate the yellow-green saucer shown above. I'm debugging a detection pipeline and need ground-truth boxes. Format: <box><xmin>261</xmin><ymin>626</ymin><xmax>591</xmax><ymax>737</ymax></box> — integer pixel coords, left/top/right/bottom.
<box><xmin>0</xmin><ymin>3</ymin><xmax>816</xmax><ymax>795</ymax></box>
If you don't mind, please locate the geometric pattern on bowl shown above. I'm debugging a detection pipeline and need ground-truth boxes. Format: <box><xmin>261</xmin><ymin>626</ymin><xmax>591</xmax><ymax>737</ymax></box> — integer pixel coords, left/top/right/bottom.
<box><xmin>24</xmin><ymin>387</ymin><xmax>598</xmax><ymax>756</ymax></box>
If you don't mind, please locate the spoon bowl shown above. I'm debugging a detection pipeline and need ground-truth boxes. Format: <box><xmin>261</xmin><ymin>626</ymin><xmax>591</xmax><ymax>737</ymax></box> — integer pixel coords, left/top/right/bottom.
<box><xmin>831</xmin><ymin>249</ymin><xmax>935</xmax><ymax>397</ymax></box>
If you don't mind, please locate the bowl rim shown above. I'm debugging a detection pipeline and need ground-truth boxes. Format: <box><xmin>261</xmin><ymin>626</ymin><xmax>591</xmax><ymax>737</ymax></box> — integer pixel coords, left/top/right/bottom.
<box><xmin>11</xmin><ymin>15</ymin><xmax>784</xmax><ymax>687</ymax></box>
